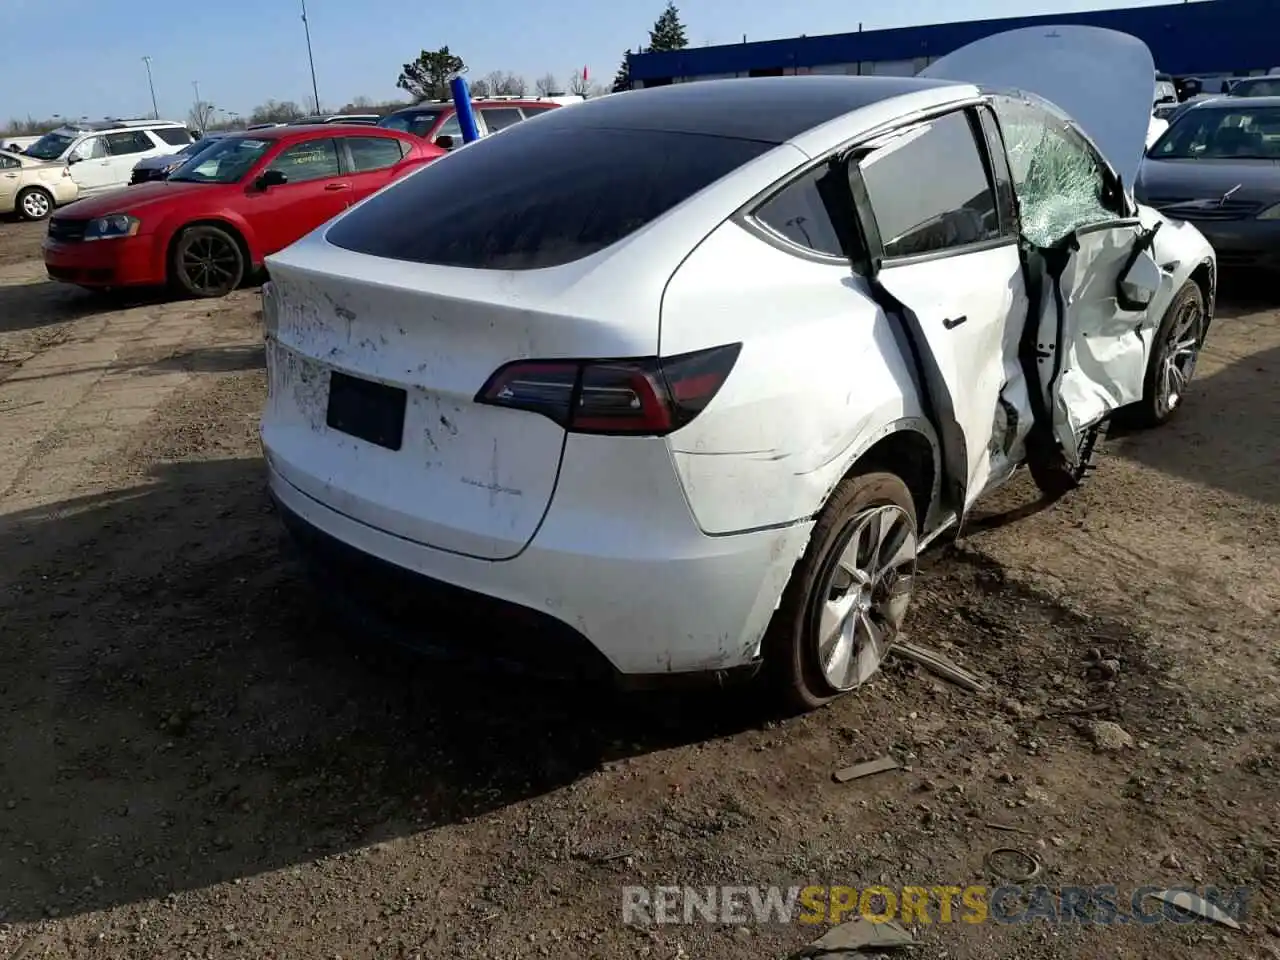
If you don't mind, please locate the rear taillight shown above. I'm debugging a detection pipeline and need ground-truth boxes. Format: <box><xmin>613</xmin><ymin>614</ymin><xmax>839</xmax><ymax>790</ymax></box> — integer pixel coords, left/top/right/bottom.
<box><xmin>476</xmin><ymin>343</ymin><xmax>741</xmax><ymax>436</ymax></box>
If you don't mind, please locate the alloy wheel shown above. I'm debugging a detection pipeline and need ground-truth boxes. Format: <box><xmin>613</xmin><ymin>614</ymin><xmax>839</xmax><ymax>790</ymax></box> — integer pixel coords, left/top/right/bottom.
<box><xmin>21</xmin><ymin>191</ymin><xmax>50</xmax><ymax>219</ymax></box>
<box><xmin>813</xmin><ymin>504</ymin><xmax>917</xmax><ymax>691</ymax></box>
<box><xmin>181</xmin><ymin>235</ymin><xmax>241</xmax><ymax>296</ymax></box>
<box><xmin>1160</xmin><ymin>295</ymin><xmax>1204</xmax><ymax>411</ymax></box>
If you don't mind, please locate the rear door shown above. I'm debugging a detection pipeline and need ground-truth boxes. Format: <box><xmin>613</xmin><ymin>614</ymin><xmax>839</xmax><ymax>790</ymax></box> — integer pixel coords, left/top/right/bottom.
<box><xmin>250</xmin><ymin>137</ymin><xmax>350</xmax><ymax>254</ymax></box>
<box><xmin>338</xmin><ymin>135</ymin><xmax>410</xmax><ymax>202</ymax></box>
<box><xmin>990</xmin><ymin>95</ymin><xmax>1166</xmax><ymax>462</ymax></box>
<box><xmin>854</xmin><ymin>107</ymin><xmax>1032</xmax><ymax>511</ymax></box>
<box><xmin>102</xmin><ymin>131</ymin><xmax>157</xmax><ymax>190</ymax></box>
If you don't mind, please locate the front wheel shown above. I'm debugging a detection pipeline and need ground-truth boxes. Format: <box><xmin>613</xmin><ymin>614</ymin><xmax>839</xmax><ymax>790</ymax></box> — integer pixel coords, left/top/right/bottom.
<box><xmin>170</xmin><ymin>225</ymin><xmax>245</xmax><ymax>298</ymax></box>
<box><xmin>1130</xmin><ymin>280</ymin><xmax>1207</xmax><ymax>428</ymax></box>
<box><xmin>1026</xmin><ymin>423</ymin><xmax>1101</xmax><ymax>500</ymax></box>
<box><xmin>764</xmin><ymin>471</ymin><xmax>918</xmax><ymax>713</ymax></box>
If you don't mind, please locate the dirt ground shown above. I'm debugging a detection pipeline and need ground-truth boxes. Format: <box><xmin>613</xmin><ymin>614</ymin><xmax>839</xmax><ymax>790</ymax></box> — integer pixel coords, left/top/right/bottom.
<box><xmin>0</xmin><ymin>217</ymin><xmax>1277</xmax><ymax>960</ymax></box>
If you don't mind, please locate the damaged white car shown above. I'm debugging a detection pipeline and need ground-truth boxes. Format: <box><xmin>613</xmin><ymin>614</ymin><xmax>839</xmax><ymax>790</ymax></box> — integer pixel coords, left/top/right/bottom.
<box><xmin>259</xmin><ymin>25</ymin><xmax>1214</xmax><ymax>710</ymax></box>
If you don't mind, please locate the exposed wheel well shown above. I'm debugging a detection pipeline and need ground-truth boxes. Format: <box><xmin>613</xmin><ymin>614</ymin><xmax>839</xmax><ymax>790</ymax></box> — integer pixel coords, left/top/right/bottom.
<box><xmin>17</xmin><ymin>185</ymin><xmax>52</xmax><ymax>199</ymax></box>
<box><xmin>165</xmin><ymin>220</ymin><xmax>252</xmax><ymax>284</ymax></box>
<box><xmin>1189</xmin><ymin>259</ymin><xmax>1215</xmax><ymax>317</ymax></box>
<box><xmin>847</xmin><ymin>428</ymin><xmax>936</xmax><ymax>529</ymax></box>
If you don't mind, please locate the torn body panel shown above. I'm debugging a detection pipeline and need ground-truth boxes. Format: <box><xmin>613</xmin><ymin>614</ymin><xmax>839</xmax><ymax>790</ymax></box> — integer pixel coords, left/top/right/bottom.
<box><xmin>1034</xmin><ymin>222</ymin><xmax>1168</xmax><ymax>460</ymax></box>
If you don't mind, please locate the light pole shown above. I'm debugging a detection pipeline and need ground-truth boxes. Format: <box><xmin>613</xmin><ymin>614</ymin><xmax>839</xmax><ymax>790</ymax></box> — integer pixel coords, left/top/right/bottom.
<box><xmin>300</xmin><ymin>0</ymin><xmax>321</xmax><ymax>113</ymax></box>
<box><xmin>142</xmin><ymin>56</ymin><xmax>159</xmax><ymax>119</ymax></box>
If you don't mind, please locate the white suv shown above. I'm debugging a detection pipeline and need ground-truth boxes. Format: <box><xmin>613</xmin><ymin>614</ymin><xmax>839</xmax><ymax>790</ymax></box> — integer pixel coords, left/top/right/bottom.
<box><xmin>21</xmin><ymin>120</ymin><xmax>191</xmax><ymax>197</ymax></box>
<box><xmin>260</xmin><ymin>28</ymin><xmax>1214</xmax><ymax>707</ymax></box>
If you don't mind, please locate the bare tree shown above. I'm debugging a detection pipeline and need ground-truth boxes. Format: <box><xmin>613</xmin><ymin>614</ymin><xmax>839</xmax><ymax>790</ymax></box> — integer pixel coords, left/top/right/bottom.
<box><xmin>567</xmin><ymin>70</ymin><xmax>590</xmax><ymax>97</ymax></box>
<box><xmin>469</xmin><ymin>77</ymin><xmax>491</xmax><ymax>97</ymax></box>
<box><xmin>2</xmin><ymin>116</ymin><xmax>61</xmax><ymax>136</ymax></box>
<box><xmin>188</xmin><ymin>100</ymin><xmax>216</xmax><ymax>133</ymax></box>
<box><xmin>248</xmin><ymin>99</ymin><xmax>307</xmax><ymax>125</ymax></box>
<box><xmin>535</xmin><ymin>73</ymin><xmax>560</xmax><ymax>96</ymax></box>
<box><xmin>481</xmin><ymin>71</ymin><xmax>526</xmax><ymax>96</ymax></box>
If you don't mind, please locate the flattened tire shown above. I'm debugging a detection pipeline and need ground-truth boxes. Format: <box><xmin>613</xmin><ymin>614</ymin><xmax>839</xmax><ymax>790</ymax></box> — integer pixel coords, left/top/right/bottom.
<box><xmin>170</xmin><ymin>224</ymin><xmax>245</xmax><ymax>298</ymax></box>
<box><xmin>764</xmin><ymin>471</ymin><xmax>918</xmax><ymax>713</ymax></box>
<box><xmin>1129</xmin><ymin>280</ymin><xmax>1206</xmax><ymax>428</ymax></box>
<box><xmin>16</xmin><ymin>187</ymin><xmax>53</xmax><ymax>221</ymax></box>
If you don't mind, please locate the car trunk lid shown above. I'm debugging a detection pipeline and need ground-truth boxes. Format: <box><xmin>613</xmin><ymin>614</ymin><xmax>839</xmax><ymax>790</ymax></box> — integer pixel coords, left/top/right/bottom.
<box><xmin>262</xmin><ymin>249</ymin><xmax>659</xmax><ymax>561</ymax></box>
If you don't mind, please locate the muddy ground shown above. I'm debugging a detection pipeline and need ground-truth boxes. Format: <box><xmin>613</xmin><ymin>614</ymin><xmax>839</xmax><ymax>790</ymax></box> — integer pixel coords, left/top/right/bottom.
<box><xmin>0</xmin><ymin>218</ymin><xmax>1277</xmax><ymax>960</ymax></box>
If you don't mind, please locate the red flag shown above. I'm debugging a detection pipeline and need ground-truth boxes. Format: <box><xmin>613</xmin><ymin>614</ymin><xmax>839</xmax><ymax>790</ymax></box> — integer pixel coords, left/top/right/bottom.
<box><xmin>583</xmin><ymin>66</ymin><xmax>589</xmax><ymax>82</ymax></box>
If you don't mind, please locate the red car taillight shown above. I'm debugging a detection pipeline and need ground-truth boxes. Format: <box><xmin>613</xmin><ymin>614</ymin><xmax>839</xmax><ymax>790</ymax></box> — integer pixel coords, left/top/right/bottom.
<box><xmin>475</xmin><ymin>343</ymin><xmax>741</xmax><ymax>436</ymax></box>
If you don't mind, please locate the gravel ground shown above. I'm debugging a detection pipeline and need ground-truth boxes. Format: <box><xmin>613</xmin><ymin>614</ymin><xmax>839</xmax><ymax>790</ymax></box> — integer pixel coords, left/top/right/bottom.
<box><xmin>1</xmin><ymin>218</ymin><xmax>1278</xmax><ymax>960</ymax></box>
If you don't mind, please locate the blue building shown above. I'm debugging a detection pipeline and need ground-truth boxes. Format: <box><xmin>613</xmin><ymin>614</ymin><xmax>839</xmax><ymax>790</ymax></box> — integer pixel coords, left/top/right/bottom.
<box><xmin>626</xmin><ymin>0</ymin><xmax>1280</xmax><ymax>88</ymax></box>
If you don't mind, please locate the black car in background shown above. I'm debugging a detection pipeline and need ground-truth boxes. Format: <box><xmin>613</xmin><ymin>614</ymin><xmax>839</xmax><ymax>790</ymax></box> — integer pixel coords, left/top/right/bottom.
<box><xmin>129</xmin><ymin>133</ymin><xmax>229</xmax><ymax>184</ymax></box>
<box><xmin>1137</xmin><ymin>96</ymin><xmax>1280</xmax><ymax>271</ymax></box>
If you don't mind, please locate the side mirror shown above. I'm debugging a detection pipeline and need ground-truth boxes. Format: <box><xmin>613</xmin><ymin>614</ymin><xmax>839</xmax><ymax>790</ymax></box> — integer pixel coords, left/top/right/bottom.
<box><xmin>1117</xmin><ymin>248</ymin><xmax>1162</xmax><ymax>310</ymax></box>
<box><xmin>255</xmin><ymin>169</ymin><xmax>288</xmax><ymax>190</ymax></box>
<box><xmin>433</xmin><ymin>134</ymin><xmax>454</xmax><ymax>151</ymax></box>
<box><xmin>67</xmin><ymin>155</ymin><xmax>82</xmax><ymax>166</ymax></box>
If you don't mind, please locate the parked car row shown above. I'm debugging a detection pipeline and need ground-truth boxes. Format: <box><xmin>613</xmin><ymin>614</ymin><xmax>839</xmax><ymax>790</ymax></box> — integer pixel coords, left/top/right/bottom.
<box><xmin>6</xmin><ymin>95</ymin><xmax>585</xmax><ymax>225</ymax></box>
<box><xmin>42</xmin><ymin>125</ymin><xmax>444</xmax><ymax>296</ymax></box>
<box><xmin>33</xmin><ymin>94</ymin><xmax>585</xmax><ymax>291</ymax></box>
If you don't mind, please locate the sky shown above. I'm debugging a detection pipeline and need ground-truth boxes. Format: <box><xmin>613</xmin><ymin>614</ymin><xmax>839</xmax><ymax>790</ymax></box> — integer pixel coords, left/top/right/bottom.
<box><xmin>0</xmin><ymin>0</ymin><xmax>1183</xmax><ymax>123</ymax></box>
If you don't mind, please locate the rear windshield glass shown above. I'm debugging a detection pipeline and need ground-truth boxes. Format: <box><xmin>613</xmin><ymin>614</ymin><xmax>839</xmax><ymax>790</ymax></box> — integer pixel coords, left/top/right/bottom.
<box><xmin>326</xmin><ymin>125</ymin><xmax>771</xmax><ymax>270</ymax></box>
<box><xmin>1230</xmin><ymin>78</ymin><xmax>1280</xmax><ymax>97</ymax></box>
<box><xmin>378</xmin><ymin>110</ymin><xmax>444</xmax><ymax>137</ymax></box>
<box><xmin>1152</xmin><ymin>105</ymin><xmax>1280</xmax><ymax>159</ymax></box>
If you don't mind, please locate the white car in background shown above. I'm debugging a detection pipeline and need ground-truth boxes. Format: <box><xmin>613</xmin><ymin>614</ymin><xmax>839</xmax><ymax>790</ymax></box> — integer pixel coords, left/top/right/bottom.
<box><xmin>21</xmin><ymin>119</ymin><xmax>191</xmax><ymax>197</ymax></box>
<box><xmin>260</xmin><ymin>26</ymin><xmax>1214</xmax><ymax>710</ymax></box>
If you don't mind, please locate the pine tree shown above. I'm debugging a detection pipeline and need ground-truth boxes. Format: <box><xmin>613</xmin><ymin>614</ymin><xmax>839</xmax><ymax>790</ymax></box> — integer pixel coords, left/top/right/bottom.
<box><xmin>612</xmin><ymin>51</ymin><xmax>633</xmax><ymax>93</ymax></box>
<box><xmin>647</xmin><ymin>1</ymin><xmax>688</xmax><ymax>52</ymax></box>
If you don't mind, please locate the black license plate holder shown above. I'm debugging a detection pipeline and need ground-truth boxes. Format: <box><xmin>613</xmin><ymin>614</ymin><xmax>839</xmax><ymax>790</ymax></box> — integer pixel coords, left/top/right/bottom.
<box><xmin>325</xmin><ymin>371</ymin><xmax>406</xmax><ymax>451</ymax></box>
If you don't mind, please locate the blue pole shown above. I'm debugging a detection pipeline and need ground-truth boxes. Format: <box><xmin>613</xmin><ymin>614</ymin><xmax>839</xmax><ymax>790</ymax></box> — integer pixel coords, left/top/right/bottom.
<box><xmin>449</xmin><ymin>75</ymin><xmax>480</xmax><ymax>144</ymax></box>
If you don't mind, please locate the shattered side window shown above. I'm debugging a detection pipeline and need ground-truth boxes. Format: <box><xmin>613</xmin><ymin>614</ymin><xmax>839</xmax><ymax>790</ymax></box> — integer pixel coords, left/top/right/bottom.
<box><xmin>991</xmin><ymin>97</ymin><xmax>1114</xmax><ymax>248</ymax></box>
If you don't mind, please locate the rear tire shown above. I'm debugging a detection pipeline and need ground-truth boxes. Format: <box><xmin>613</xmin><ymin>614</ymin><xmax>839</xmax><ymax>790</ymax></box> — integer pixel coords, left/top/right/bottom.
<box><xmin>170</xmin><ymin>225</ymin><xmax>245</xmax><ymax>298</ymax></box>
<box><xmin>16</xmin><ymin>187</ymin><xmax>53</xmax><ymax>221</ymax></box>
<box><xmin>763</xmin><ymin>471</ymin><xmax>918</xmax><ymax>713</ymax></box>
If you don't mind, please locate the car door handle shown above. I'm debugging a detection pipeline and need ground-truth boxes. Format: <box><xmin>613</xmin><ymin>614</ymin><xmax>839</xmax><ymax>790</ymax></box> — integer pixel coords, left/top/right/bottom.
<box><xmin>324</xmin><ymin>182</ymin><xmax>351</xmax><ymax>191</ymax></box>
<box><xmin>942</xmin><ymin>315</ymin><xmax>968</xmax><ymax>330</ymax></box>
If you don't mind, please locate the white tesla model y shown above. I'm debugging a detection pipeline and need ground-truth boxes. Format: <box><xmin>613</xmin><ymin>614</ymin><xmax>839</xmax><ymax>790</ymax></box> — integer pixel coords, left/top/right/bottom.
<box><xmin>260</xmin><ymin>27</ymin><xmax>1215</xmax><ymax>709</ymax></box>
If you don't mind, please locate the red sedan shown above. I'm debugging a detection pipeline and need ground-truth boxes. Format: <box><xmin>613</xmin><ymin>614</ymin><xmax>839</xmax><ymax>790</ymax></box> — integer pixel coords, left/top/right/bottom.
<box><xmin>43</xmin><ymin>125</ymin><xmax>443</xmax><ymax>298</ymax></box>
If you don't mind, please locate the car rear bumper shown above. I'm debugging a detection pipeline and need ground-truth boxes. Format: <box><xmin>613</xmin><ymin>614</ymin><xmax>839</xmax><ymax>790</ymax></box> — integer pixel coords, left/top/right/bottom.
<box><xmin>265</xmin><ymin>455</ymin><xmax>812</xmax><ymax>679</ymax></box>
<box><xmin>1183</xmin><ymin>219</ymin><xmax>1280</xmax><ymax>271</ymax></box>
<box><xmin>43</xmin><ymin>236</ymin><xmax>163</xmax><ymax>287</ymax></box>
